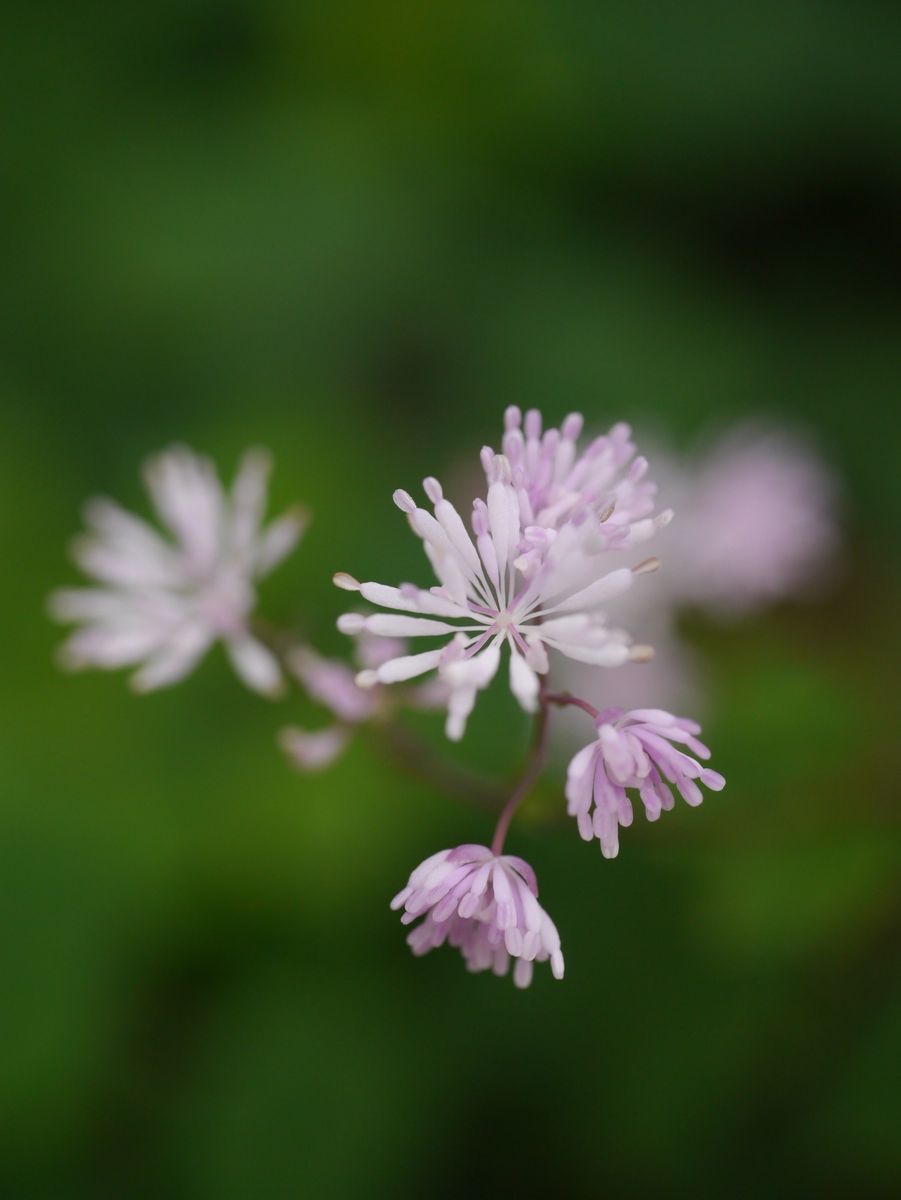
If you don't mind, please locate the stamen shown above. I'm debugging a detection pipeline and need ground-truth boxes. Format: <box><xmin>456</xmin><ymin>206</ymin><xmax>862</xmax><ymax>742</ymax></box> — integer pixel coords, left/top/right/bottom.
<box><xmin>471</xmin><ymin>499</ymin><xmax>489</xmax><ymax>537</ymax></box>
<box><xmin>337</xmin><ymin>613</ymin><xmax>366</xmax><ymax>634</ymax></box>
<box><xmin>629</xmin><ymin>644</ymin><xmax>655</xmax><ymax>662</ymax></box>
<box><xmin>631</xmin><ymin>557</ymin><xmax>660</xmax><ymax>576</ymax></box>
<box><xmin>562</xmin><ymin>412</ymin><xmax>584</xmax><ymax>441</ymax></box>
<box><xmin>490</xmin><ymin>454</ymin><xmax>512</xmax><ymax>484</ymax></box>
<box><xmin>598</xmin><ymin>498</ymin><xmax>617</xmax><ymax>523</ymax></box>
<box><xmin>628</xmin><ymin>456</ymin><xmax>648</xmax><ymax>483</ymax></box>
<box><xmin>333</xmin><ymin>572</ymin><xmax>361</xmax><ymax>591</ymax></box>
<box><xmin>524</xmin><ymin>409</ymin><xmax>542</xmax><ymax>440</ymax></box>
<box><xmin>393</xmin><ymin>489</ymin><xmax>416</xmax><ymax>513</ymax></box>
<box><xmin>422</xmin><ymin>477</ymin><xmax>443</xmax><ymax>504</ymax></box>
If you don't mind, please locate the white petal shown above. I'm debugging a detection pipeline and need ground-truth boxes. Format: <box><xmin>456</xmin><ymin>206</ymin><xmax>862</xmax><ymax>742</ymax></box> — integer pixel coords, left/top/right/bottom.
<box><xmin>143</xmin><ymin>446</ymin><xmax>225</xmax><ymax>573</ymax></box>
<box><xmin>440</xmin><ymin>643</ymin><xmax>501</xmax><ymax>689</ymax></box>
<box><xmin>540</xmin><ymin>567</ymin><xmax>634</xmax><ymax>616</ymax></box>
<box><xmin>59</xmin><ymin>622</ymin><xmax>174</xmax><ymax>670</ymax></box>
<box><xmin>230</xmin><ymin>448</ymin><xmax>271</xmax><ymax>555</ymax></box>
<box><xmin>487</xmin><ymin>480</ymin><xmax>520</xmax><ymax>578</ymax></box>
<box><xmin>79</xmin><ymin>499</ymin><xmax>184</xmax><ymax>586</ymax></box>
<box><xmin>130</xmin><ymin>623</ymin><xmax>215</xmax><ymax>691</ymax></box>
<box><xmin>544</xmin><ymin>640</ymin><xmax>632</xmax><ymax>666</ymax></box>
<box><xmin>49</xmin><ymin>587</ymin><xmax>139</xmax><ymax>623</ymax></box>
<box><xmin>72</xmin><ymin>537</ymin><xmax>184</xmax><ymax>590</ymax></box>
<box><xmin>375</xmin><ymin>647</ymin><xmax>446</xmax><ymax>684</ymax></box>
<box><xmin>365</xmin><ymin>614</ymin><xmax>463</xmax><ymax>638</ymax></box>
<box><xmin>509</xmin><ymin>652</ymin><xmax>540</xmax><ymax>713</ymax></box>
<box><xmin>225</xmin><ymin>634</ymin><xmax>284</xmax><ymax>697</ymax></box>
<box><xmin>433</xmin><ymin>497</ymin><xmax>484</xmax><ymax>579</ymax></box>
<box><xmin>255</xmin><ymin>509</ymin><xmax>307</xmax><ymax>576</ymax></box>
<box><xmin>357</xmin><ymin>582</ymin><xmax>463</xmax><ymax>618</ymax></box>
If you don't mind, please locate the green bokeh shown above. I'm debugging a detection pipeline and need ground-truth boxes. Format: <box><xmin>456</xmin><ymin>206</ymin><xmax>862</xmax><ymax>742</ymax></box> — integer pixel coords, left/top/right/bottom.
<box><xmin>2</xmin><ymin>3</ymin><xmax>899</xmax><ymax>1197</ymax></box>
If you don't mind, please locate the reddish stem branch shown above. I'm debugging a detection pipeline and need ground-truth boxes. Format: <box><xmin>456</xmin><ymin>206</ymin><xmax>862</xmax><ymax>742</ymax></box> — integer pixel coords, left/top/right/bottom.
<box><xmin>490</xmin><ymin>690</ymin><xmax>551</xmax><ymax>856</ymax></box>
<box><xmin>545</xmin><ymin>691</ymin><xmax>601</xmax><ymax>721</ymax></box>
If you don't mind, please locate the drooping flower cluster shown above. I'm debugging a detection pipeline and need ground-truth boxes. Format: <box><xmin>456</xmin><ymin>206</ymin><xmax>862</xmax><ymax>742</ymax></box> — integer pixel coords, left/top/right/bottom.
<box><xmin>565</xmin><ymin>708</ymin><xmax>726</xmax><ymax>859</ymax></box>
<box><xmin>50</xmin><ymin>446</ymin><xmax>305</xmax><ymax>695</ymax></box>
<box><xmin>391</xmin><ymin>845</ymin><xmax>565</xmax><ymax>988</ymax></box>
<box><xmin>335</xmin><ymin>407</ymin><xmax>671</xmax><ymax>741</ymax></box>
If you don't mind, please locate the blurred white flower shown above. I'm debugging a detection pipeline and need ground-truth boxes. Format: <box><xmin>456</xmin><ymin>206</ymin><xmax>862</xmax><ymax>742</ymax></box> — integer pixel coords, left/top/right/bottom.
<box><xmin>50</xmin><ymin>446</ymin><xmax>306</xmax><ymax>696</ymax></box>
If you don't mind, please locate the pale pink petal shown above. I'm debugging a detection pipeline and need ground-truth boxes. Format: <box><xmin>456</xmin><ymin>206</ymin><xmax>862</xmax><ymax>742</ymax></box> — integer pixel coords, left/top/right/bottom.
<box><xmin>225</xmin><ymin>634</ymin><xmax>284</xmax><ymax>697</ymax></box>
<box><xmin>279</xmin><ymin>725</ymin><xmax>349</xmax><ymax>771</ymax></box>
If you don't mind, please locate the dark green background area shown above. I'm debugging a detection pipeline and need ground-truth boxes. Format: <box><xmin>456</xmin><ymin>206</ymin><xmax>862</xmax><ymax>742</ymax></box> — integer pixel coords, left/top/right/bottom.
<box><xmin>2</xmin><ymin>3</ymin><xmax>899</xmax><ymax>1197</ymax></box>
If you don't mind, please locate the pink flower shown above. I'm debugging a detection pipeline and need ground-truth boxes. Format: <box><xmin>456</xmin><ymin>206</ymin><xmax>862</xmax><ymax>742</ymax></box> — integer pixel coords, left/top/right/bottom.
<box><xmin>660</xmin><ymin>427</ymin><xmax>840</xmax><ymax>618</ymax></box>
<box><xmin>335</xmin><ymin>408</ymin><xmax>669</xmax><ymax>740</ymax></box>
<box><xmin>290</xmin><ymin>643</ymin><xmax>383</xmax><ymax>725</ymax></box>
<box><xmin>49</xmin><ymin>446</ymin><xmax>305</xmax><ymax>695</ymax></box>
<box><xmin>391</xmin><ymin>845</ymin><xmax>564</xmax><ymax>987</ymax></box>
<box><xmin>279</xmin><ymin>633</ymin><xmax>447</xmax><ymax>771</ymax></box>
<box><xmin>566</xmin><ymin>708</ymin><xmax>725</xmax><ymax>858</ymax></box>
<box><xmin>484</xmin><ymin>406</ymin><xmax>665</xmax><ymax>562</ymax></box>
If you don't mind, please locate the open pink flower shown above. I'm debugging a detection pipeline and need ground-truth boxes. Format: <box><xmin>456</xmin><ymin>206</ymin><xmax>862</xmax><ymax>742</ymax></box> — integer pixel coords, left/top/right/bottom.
<box><xmin>566</xmin><ymin>708</ymin><xmax>725</xmax><ymax>858</ymax></box>
<box><xmin>391</xmin><ymin>845</ymin><xmax>564</xmax><ymax>987</ymax></box>
<box><xmin>335</xmin><ymin>408</ymin><xmax>669</xmax><ymax>740</ymax></box>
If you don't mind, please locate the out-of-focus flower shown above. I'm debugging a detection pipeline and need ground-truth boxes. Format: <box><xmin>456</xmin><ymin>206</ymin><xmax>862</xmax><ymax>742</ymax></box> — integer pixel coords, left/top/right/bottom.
<box><xmin>49</xmin><ymin>446</ymin><xmax>305</xmax><ymax>695</ymax></box>
<box><xmin>279</xmin><ymin>632</ymin><xmax>446</xmax><ymax>771</ymax></box>
<box><xmin>391</xmin><ymin>845</ymin><xmax>564</xmax><ymax>987</ymax></box>
<box><xmin>553</xmin><ymin>422</ymin><xmax>841</xmax><ymax>726</ymax></box>
<box><xmin>660</xmin><ymin>426</ymin><xmax>840</xmax><ymax>619</ymax></box>
<box><xmin>565</xmin><ymin>708</ymin><xmax>725</xmax><ymax>858</ymax></box>
<box><xmin>335</xmin><ymin>408</ymin><xmax>671</xmax><ymax>740</ymax></box>
<box><xmin>278</xmin><ymin>725</ymin><xmax>351</xmax><ymax>770</ymax></box>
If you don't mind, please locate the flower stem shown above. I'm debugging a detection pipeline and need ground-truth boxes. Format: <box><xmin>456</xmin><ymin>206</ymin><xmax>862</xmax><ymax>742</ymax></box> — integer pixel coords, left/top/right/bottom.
<box><xmin>545</xmin><ymin>691</ymin><xmax>601</xmax><ymax>721</ymax></box>
<box><xmin>370</xmin><ymin>721</ymin><xmax>507</xmax><ymax>812</ymax></box>
<box><xmin>490</xmin><ymin>688</ymin><xmax>551</xmax><ymax>856</ymax></box>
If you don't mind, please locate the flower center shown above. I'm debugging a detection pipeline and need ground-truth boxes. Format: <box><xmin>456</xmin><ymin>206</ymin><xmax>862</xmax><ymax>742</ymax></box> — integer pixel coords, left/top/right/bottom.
<box><xmin>196</xmin><ymin>573</ymin><xmax>254</xmax><ymax>636</ymax></box>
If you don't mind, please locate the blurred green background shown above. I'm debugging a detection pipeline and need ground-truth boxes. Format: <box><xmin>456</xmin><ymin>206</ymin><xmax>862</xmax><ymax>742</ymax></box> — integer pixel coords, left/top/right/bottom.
<box><xmin>2</xmin><ymin>2</ymin><xmax>900</xmax><ymax>1197</ymax></box>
